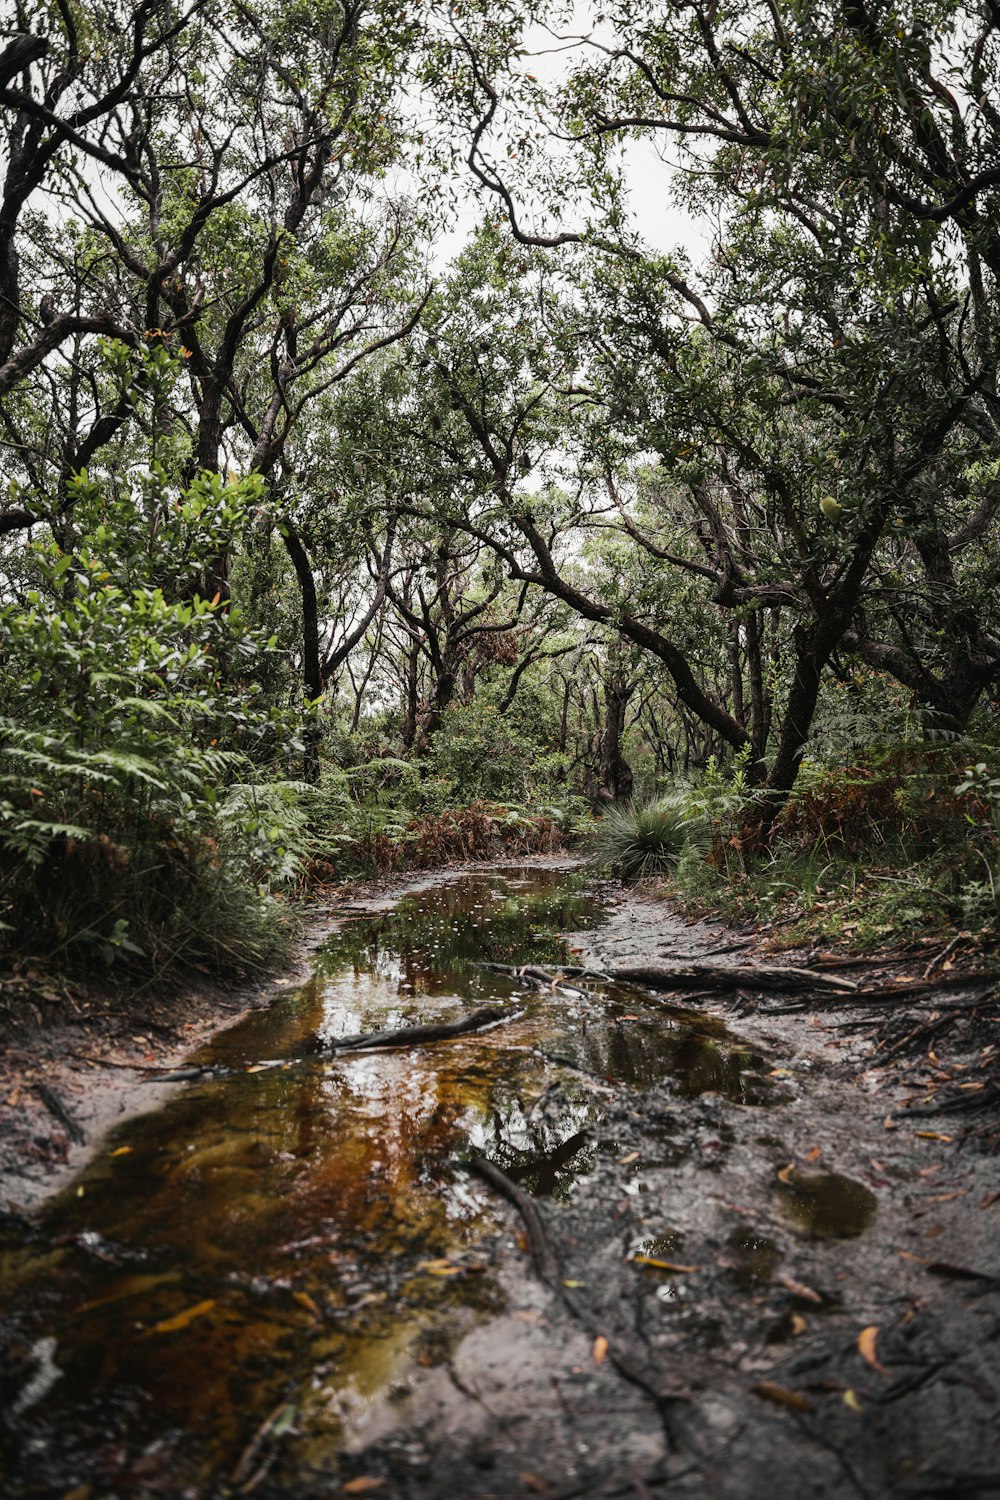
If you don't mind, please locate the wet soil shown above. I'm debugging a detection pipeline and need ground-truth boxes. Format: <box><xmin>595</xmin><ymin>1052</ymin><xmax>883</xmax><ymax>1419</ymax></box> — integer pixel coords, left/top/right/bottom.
<box><xmin>1</xmin><ymin>863</ymin><xmax>999</xmax><ymax>1499</ymax></box>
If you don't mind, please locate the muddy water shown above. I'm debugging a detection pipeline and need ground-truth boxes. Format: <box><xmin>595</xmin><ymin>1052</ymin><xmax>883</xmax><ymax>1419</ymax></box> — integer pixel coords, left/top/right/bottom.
<box><xmin>0</xmin><ymin>867</ymin><xmax>772</xmax><ymax>1496</ymax></box>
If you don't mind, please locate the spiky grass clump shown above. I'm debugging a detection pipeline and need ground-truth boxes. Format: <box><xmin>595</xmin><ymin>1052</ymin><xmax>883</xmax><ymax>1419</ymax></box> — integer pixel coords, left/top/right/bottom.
<box><xmin>591</xmin><ymin>797</ymin><xmax>690</xmax><ymax>880</ymax></box>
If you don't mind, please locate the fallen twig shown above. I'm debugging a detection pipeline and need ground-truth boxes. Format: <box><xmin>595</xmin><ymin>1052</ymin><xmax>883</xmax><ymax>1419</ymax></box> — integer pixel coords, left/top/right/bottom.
<box><xmin>32</xmin><ymin>1081</ymin><xmax>85</xmax><ymax>1145</ymax></box>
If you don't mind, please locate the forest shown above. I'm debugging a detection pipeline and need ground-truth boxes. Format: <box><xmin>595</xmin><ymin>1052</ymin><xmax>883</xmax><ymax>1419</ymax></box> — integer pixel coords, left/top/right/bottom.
<box><xmin>1</xmin><ymin>1</ymin><xmax>1000</xmax><ymax>1497</ymax></box>
<box><xmin>2</xmin><ymin>0</ymin><xmax>1000</xmax><ymax>977</ymax></box>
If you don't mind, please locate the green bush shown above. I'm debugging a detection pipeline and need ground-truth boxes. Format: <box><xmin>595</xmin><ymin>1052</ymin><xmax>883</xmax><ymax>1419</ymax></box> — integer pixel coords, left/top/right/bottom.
<box><xmin>0</xmin><ymin>470</ymin><xmax>302</xmax><ymax>976</ymax></box>
<box><xmin>590</xmin><ymin>796</ymin><xmax>691</xmax><ymax>880</ymax></box>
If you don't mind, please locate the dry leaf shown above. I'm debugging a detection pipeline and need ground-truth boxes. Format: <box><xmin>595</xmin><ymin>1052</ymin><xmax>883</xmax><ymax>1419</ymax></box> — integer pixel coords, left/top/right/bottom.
<box><xmin>292</xmin><ymin>1291</ymin><xmax>321</xmax><ymax>1319</ymax></box>
<box><xmin>843</xmin><ymin>1388</ymin><xmax>862</xmax><ymax>1412</ymax></box>
<box><xmin>6</xmin><ymin>1087</ymin><xmax>21</xmax><ymax>1108</ymax></box>
<box><xmin>562</xmin><ymin>1279</ymin><xmax>586</xmax><ymax>1288</ymax></box>
<box><xmin>805</xmin><ymin>1146</ymin><xmax>823</xmax><ymax>1163</ymax></box>
<box><xmin>776</xmin><ymin>1163</ymin><xmax>796</xmax><ymax>1185</ymax></box>
<box><xmin>776</xmin><ymin>1273</ymin><xmax>823</xmax><ymax>1305</ymax></box>
<box><xmin>980</xmin><ymin>1190</ymin><xmax>1000</xmax><ymax>1209</ymax></box>
<box><xmin>619</xmin><ymin>1014</ymin><xmax>640</xmax><ymax>1021</ymax></box>
<box><xmin>618</xmin><ymin>1151</ymin><xmax>640</xmax><ymax>1166</ymax></box>
<box><xmin>858</xmin><ymin>1326</ymin><xmax>887</xmax><ymax>1375</ymax></box>
<box><xmin>925</xmin><ymin>1190</ymin><xmax>966</xmax><ymax>1202</ymax></box>
<box><xmin>592</xmin><ymin>1335</ymin><xmax>609</xmax><ymax>1363</ymax></box>
<box><xmin>343</xmin><ymin>1480</ymin><xmax>384</xmax><ymax>1494</ymax></box>
<box><xmin>751</xmin><ymin>1381</ymin><xmax>813</xmax><ymax>1412</ymax></box>
<box><xmin>519</xmin><ymin>1475</ymin><xmax>550</xmax><ymax>1495</ymax></box>
<box><xmin>791</xmin><ymin>1313</ymin><xmax>807</xmax><ymax>1336</ymax></box>
<box><xmin>147</xmin><ymin>1299</ymin><xmax>215</xmax><ymax>1335</ymax></box>
<box><xmin>916</xmin><ymin>1131</ymin><xmax>953</xmax><ymax>1142</ymax></box>
<box><xmin>883</xmin><ymin>1116</ymin><xmax>898</xmax><ymax>1130</ymax></box>
<box><xmin>109</xmin><ymin>1146</ymin><xmax>132</xmax><ymax>1158</ymax></box>
<box><xmin>416</xmin><ymin>1259</ymin><xmax>462</xmax><ymax>1277</ymax></box>
<box><xmin>633</xmin><ymin>1254</ymin><xmax>699</xmax><ymax>1273</ymax></box>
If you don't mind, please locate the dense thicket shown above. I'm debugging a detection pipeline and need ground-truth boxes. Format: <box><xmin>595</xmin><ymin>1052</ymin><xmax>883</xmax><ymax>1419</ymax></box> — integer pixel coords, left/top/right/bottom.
<box><xmin>2</xmin><ymin>0</ymin><xmax>999</xmax><ymax>974</ymax></box>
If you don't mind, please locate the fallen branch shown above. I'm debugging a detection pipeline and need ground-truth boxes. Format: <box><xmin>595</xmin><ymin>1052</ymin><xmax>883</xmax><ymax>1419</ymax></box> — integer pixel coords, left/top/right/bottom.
<box><xmin>330</xmin><ymin>1006</ymin><xmax>511</xmax><ymax>1053</ymax></box>
<box><xmin>609</xmin><ymin>963</ymin><xmax>860</xmax><ymax>994</ymax></box>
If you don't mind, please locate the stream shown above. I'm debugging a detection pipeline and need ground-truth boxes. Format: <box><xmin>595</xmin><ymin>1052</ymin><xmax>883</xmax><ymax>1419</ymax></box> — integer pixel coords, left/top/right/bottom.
<box><xmin>0</xmin><ymin>865</ymin><xmax>779</xmax><ymax>1496</ymax></box>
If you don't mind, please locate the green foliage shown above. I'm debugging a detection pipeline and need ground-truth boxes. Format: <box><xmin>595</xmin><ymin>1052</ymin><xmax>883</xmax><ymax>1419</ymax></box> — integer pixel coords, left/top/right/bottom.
<box><xmin>0</xmin><ymin>472</ymin><xmax>303</xmax><ymax>975</ymax></box>
<box><xmin>590</xmin><ymin>796</ymin><xmax>690</xmax><ymax>881</ymax></box>
<box><xmin>420</xmin><ymin>701</ymin><xmax>570</xmax><ymax>809</ymax></box>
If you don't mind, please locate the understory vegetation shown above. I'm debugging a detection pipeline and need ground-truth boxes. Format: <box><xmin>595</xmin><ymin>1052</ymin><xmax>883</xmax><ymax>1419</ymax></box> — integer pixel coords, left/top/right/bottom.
<box><xmin>3</xmin><ymin>0</ymin><xmax>1000</xmax><ymax>987</ymax></box>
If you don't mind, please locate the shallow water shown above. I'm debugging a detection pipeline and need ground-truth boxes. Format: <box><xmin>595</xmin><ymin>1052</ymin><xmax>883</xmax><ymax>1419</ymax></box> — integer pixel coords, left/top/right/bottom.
<box><xmin>0</xmin><ymin>866</ymin><xmax>779</xmax><ymax>1495</ymax></box>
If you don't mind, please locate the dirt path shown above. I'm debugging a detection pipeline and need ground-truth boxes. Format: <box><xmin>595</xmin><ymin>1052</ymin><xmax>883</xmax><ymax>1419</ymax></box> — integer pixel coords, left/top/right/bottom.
<box><xmin>1</xmin><ymin>865</ymin><xmax>998</xmax><ymax>1499</ymax></box>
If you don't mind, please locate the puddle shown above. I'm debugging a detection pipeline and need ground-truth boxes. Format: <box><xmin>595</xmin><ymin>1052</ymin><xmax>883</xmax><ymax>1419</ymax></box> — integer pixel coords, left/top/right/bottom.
<box><xmin>726</xmin><ymin>1227</ymin><xmax>784</xmax><ymax>1288</ymax></box>
<box><xmin>0</xmin><ymin>866</ymin><xmax>777</xmax><ymax>1495</ymax></box>
<box><xmin>775</xmin><ymin>1170</ymin><xmax>878</xmax><ymax>1239</ymax></box>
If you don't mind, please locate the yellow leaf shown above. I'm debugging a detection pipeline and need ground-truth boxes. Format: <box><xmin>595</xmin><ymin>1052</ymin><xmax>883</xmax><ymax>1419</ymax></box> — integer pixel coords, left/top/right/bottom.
<box><xmin>592</xmin><ymin>1335</ymin><xmax>609</xmax><ymax>1364</ymax></box>
<box><xmin>916</xmin><ymin>1131</ymin><xmax>953</xmax><ymax>1142</ymax></box>
<box><xmin>617</xmin><ymin>1151</ymin><xmax>640</xmax><ymax>1165</ymax></box>
<box><xmin>751</xmin><ymin>1381</ymin><xmax>813</xmax><ymax>1412</ymax></box>
<box><xmin>633</xmin><ymin>1255</ymin><xmax>699</xmax><ymax>1273</ymax></box>
<box><xmin>562</xmin><ymin>1279</ymin><xmax>587</xmax><ymax>1288</ymax></box>
<box><xmin>776</xmin><ymin>1163</ymin><xmax>796</xmax><ymax>1184</ymax></box>
<box><xmin>147</xmin><ymin>1299</ymin><xmax>215</xmax><ymax>1335</ymax></box>
<box><xmin>843</xmin><ymin>1388</ymin><xmax>862</xmax><ymax>1411</ymax></box>
<box><xmin>858</xmin><ymin>1325</ymin><xmax>887</xmax><ymax>1375</ymax></box>
<box><xmin>416</xmin><ymin>1259</ymin><xmax>462</xmax><ymax>1277</ymax></box>
<box><xmin>109</xmin><ymin>1146</ymin><xmax>133</xmax><ymax>1158</ymax></box>
<box><xmin>292</xmin><ymin>1290</ymin><xmax>321</xmax><ymax>1319</ymax></box>
<box><xmin>791</xmin><ymin>1313</ymin><xmax>807</xmax><ymax>1336</ymax></box>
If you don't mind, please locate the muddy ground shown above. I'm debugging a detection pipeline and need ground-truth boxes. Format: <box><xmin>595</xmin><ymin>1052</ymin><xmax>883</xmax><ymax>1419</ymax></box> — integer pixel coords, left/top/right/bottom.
<box><xmin>2</xmin><ymin>859</ymin><xmax>999</xmax><ymax>1499</ymax></box>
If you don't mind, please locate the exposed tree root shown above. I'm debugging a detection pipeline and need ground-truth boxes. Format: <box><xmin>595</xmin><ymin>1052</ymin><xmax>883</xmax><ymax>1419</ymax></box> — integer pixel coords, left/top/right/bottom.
<box><xmin>460</xmin><ymin>1155</ymin><xmax>691</xmax><ymax>1440</ymax></box>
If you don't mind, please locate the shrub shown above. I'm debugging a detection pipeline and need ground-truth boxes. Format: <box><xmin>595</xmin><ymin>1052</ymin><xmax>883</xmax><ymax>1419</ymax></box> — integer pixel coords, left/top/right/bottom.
<box><xmin>590</xmin><ymin>796</ymin><xmax>690</xmax><ymax>880</ymax></box>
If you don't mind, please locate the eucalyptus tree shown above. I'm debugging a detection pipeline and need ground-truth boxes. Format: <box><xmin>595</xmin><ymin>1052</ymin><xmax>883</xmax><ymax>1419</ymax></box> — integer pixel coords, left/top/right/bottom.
<box><xmin>431</xmin><ymin>0</ymin><xmax>1000</xmax><ymax>823</ymax></box>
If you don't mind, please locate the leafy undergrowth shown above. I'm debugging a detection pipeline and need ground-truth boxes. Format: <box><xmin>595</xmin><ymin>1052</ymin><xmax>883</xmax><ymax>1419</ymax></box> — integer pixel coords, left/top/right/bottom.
<box><xmin>603</xmin><ymin>748</ymin><xmax>1000</xmax><ymax>955</ymax></box>
<box><xmin>305</xmin><ymin>799</ymin><xmax>568</xmax><ymax>881</ymax></box>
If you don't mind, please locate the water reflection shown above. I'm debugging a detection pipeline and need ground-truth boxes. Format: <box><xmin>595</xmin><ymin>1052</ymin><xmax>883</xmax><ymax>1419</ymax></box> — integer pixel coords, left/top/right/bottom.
<box><xmin>0</xmin><ymin>865</ymin><xmax>771</xmax><ymax>1496</ymax></box>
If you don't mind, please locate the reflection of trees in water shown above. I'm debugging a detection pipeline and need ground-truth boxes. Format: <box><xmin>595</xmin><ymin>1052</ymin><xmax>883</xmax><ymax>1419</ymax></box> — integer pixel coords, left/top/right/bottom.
<box><xmin>316</xmin><ymin>873</ymin><xmax>601</xmax><ymax>992</ymax></box>
<box><xmin>466</xmin><ymin>1086</ymin><xmax>598</xmax><ymax>1197</ymax></box>
<box><xmin>575</xmin><ymin>1023</ymin><xmax>765</xmax><ymax>1102</ymax></box>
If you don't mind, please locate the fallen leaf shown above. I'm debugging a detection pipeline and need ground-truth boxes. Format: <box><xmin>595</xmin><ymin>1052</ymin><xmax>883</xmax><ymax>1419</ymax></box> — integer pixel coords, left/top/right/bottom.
<box><xmin>147</xmin><ymin>1299</ymin><xmax>215</xmax><ymax>1335</ymax></box>
<box><xmin>925</xmin><ymin>1260</ymin><xmax>995</xmax><ymax>1281</ymax></box>
<box><xmin>776</xmin><ymin>1163</ymin><xmax>795</xmax><ymax>1185</ymax></box>
<box><xmin>519</xmin><ymin>1475</ymin><xmax>550</xmax><ymax>1495</ymax></box>
<box><xmin>883</xmin><ymin>1116</ymin><xmax>897</xmax><ymax>1131</ymax></box>
<box><xmin>843</xmin><ymin>1388</ymin><xmax>862</xmax><ymax>1412</ymax></box>
<box><xmin>751</xmin><ymin>1381</ymin><xmax>813</xmax><ymax>1412</ymax></box>
<box><xmin>109</xmin><ymin>1146</ymin><xmax>132</xmax><ymax>1158</ymax></box>
<box><xmin>925</xmin><ymin>1224</ymin><xmax>945</xmax><ymax>1238</ymax></box>
<box><xmin>981</xmin><ymin>1190</ymin><xmax>1000</xmax><ymax>1209</ymax></box>
<box><xmin>633</xmin><ymin>1255</ymin><xmax>699</xmax><ymax>1273</ymax></box>
<box><xmin>916</xmin><ymin>1131</ymin><xmax>953</xmax><ymax>1142</ymax></box>
<box><xmin>791</xmin><ymin>1313</ymin><xmax>807</xmax><ymax>1336</ymax></box>
<box><xmin>896</xmin><ymin>1249</ymin><xmax>927</xmax><ymax>1263</ymax></box>
<box><xmin>619</xmin><ymin>1014</ymin><xmax>640</xmax><ymax>1021</ymax></box>
<box><xmin>858</xmin><ymin>1325</ymin><xmax>887</xmax><ymax>1375</ymax></box>
<box><xmin>925</xmin><ymin>1190</ymin><xmax>966</xmax><ymax>1202</ymax></box>
<box><xmin>777</xmin><ymin>1274</ymin><xmax>823</xmax><ymax>1305</ymax></box>
<box><xmin>618</xmin><ymin>1151</ymin><xmax>640</xmax><ymax>1166</ymax></box>
<box><xmin>805</xmin><ymin>1146</ymin><xmax>823</xmax><ymax>1162</ymax></box>
<box><xmin>292</xmin><ymin>1290</ymin><xmax>321</xmax><ymax>1319</ymax></box>
<box><xmin>343</xmin><ymin>1480</ymin><xmax>384</xmax><ymax>1494</ymax></box>
<box><xmin>416</xmin><ymin>1259</ymin><xmax>462</xmax><ymax>1277</ymax></box>
<box><xmin>6</xmin><ymin>1087</ymin><xmax>21</xmax><ymax>1108</ymax></box>
<box><xmin>592</xmin><ymin>1335</ymin><xmax>608</xmax><ymax>1364</ymax></box>
<box><xmin>562</xmin><ymin>1279</ymin><xmax>587</xmax><ymax>1288</ymax></box>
